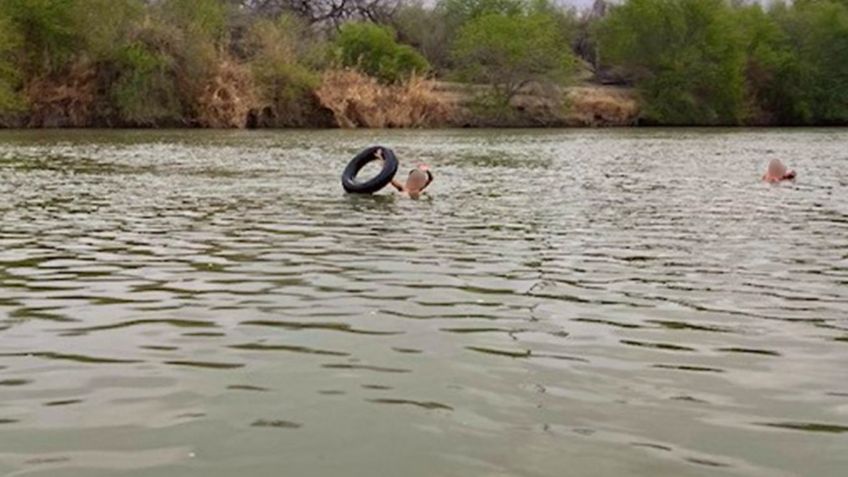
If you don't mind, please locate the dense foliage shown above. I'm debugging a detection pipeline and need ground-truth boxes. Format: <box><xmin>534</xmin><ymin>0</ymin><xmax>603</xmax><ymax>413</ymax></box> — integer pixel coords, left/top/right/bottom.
<box><xmin>0</xmin><ymin>0</ymin><xmax>845</xmax><ymax>126</ymax></box>
<box><xmin>453</xmin><ymin>11</ymin><xmax>575</xmax><ymax>102</ymax></box>
<box><xmin>335</xmin><ymin>22</ymin><xmax>430</xmax><ymax>83</ymax></box>
<box><xmin>595</xmin><ymin>0</ymin><xmax>746</xmax><ymax>124</ymax></box>
<box><xmin>595</xmin><ymin>0</ymin><xmax>848</xmax><ymax>125</ymax></box>
<box><xmin>0</xmin><ymin>13</ymin><xmax>22</xmax><ymax>111</ymax></box>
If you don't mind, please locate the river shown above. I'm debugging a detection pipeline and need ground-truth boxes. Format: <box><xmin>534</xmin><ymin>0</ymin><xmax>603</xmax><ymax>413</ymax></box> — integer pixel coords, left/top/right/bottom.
<box><xmin>0</xmin><ymin>129</ymin><xmax>846</xmax><ymax>476</ymax></box>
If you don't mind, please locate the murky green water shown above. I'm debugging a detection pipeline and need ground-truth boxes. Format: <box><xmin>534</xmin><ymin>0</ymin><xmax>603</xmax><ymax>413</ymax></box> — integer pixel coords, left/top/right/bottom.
<box><xmin>0</xmin><ymin>129</ymin><xmax>846</xmax><ymax>477</ymax></box>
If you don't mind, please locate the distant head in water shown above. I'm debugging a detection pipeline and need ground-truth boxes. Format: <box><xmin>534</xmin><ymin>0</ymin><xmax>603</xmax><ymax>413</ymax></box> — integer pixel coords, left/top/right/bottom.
<box><xmin>763</xmin><ymin>159</ymin><xmax>796</xmax><ymax>182</ymax></box>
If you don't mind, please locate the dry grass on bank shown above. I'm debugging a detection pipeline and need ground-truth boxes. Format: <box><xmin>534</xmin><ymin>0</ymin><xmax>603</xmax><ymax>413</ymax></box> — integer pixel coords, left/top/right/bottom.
<box><xmin>194</xmin><ymin>61</ymin><xmax>257</xmax><ymax>128</ymax></box>
<box><xmin>565</xmin><ymin>86</ymin><xmax>639</xmax><ymax>126</ymax></box>
<box><xmin>9</xmin><ymin>62</ymin><xmax>638</xmax><ymax>129</ymax></box>
<box><xmin>432</xmin><ymin>81</ymin><xmax>639</xmax><ymax>127</ymax></box>
<box><xmin>315</xmin><ymin>69</ymin><xmax>457</xmax><ymax>128</ymax></box>
<box><xmin>26</xmin><ymin>62</ymin><xmax>98</xmax><ymax>127</ymax></box>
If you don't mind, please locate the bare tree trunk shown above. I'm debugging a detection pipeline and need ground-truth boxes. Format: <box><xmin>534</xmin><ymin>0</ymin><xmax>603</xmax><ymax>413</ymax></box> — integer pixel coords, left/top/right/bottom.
<box><xmin>228</xmin><ymin>0</ymin><xmax>400</xmax><ymax>27</ymax></box>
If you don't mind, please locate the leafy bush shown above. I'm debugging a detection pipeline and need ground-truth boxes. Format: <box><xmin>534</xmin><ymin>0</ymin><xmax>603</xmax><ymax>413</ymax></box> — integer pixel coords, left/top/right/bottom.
<box><xmin>160</xmin><ymin>0</ymin><xmax>227</xmax><ymax>46</ymax></box>
<box><xmin>335</xmin><ymin>22</ymin><xmax>430</xmax><ymax>83</ymax></box>
<box><xmin>439</xmin><ymin>0</ymin><xmax>525</xmax><ymax>26</ymax></box>
<box><xmin>246</xmin><ymin>15</ymin><xmax>321</xmax><ymax>125</ymax></box>
<box><xmin>437</xmin><ymin>0</ymin><xmax>528</xmax><ymax>69</ymax></box>
<box><xmin>0</xmin><ymin>14</ymin><xmax>23</xmax><ymax>112</ymax></box>
<box><xmin>0</xmin><ymin>0</ymin><xmax>845</xmax><ymax>127</ymax></box>
<box><xmin>392</xmin><ymin>2</ymin><xmax>451</xmax><ymax>71</ymax></box>
<box><xmin>72</xmin><ymin>0</ymin><xmax>143</xmax><ymax>61</ymax></box>
<box><xmin>595</xmin><ymin>0</ymin><xmax>747</xmax><ymax>125</ymax></box>
<box><xmin>145</xmin><ymin>0</ymin><xmax>232</xmax><ymax>122</ymax></box>
<box><xmin>0</xmin><ymin>0</ymin><xmax>78</xmax><ymax>74</ymax></box>
<box><xmin>736</xmin><ymin>3</ymin><xmax>807</xmax><ymax>124</ymax></box>
<box><xmin>111</xmin><ymin>43</ymin><xmax>180</xmax><ymax>125</ymax></box>
<box><xmin>453</xmin><ymin>12</ymin><xmax>575</xmax><ymax>101</ymax></box>
<box><xmin>777</xmin><ymin>0</ymin><xmax>848</xmax><ymax>123</ymax></box>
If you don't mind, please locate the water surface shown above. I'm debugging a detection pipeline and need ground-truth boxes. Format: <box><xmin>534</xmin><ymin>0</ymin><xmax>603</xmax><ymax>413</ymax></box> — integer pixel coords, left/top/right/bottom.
<box><xmin>1</xmin><ymin>129</ymin><xmax>846</xmax><ymax>476</ymax></box>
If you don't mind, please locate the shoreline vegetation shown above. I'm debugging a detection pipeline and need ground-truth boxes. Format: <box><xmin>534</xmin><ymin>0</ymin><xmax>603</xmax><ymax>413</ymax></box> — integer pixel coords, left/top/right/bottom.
<box><xmin>0</xmin><ymin>0</ymin><xmax>845</xmax><ymax>129</ymax></box>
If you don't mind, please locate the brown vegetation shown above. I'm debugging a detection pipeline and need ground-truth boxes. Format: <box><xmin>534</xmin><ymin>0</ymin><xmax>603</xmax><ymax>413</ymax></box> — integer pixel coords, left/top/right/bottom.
<box><xmin>0</xmin><ymin>0</ymin><xmax>645</xmax><ymax>129</ymax></box>
<box><xmin>431</xmin><ymin>81</ymin><xmax>639</xmax><ymax>127</ymax></box>
<box><xmin>12</xmin><ymin>62</ymin><xmax>638</xmax><ymax>129</ymax></box>
<box><xmin>25</xmin><ymin>62</ymin><xmax>98</xmax><ymax>127</ymax></box>
<box><xmin>247</xmin><ymin>93</ymin><xmax>335</xmax><ymax>128</ymax></box>
<box><xmin>564</xmin><ymin>86</ymin><xmax>639</xmax><ymax>126</ymax></box>
<box><xmin>314</xmin><ymin>69</ymin><xmax>457</xmax><ymax>128</ymax></box>
<box><xmin>194</xmin><ymin>61</ymin><xmax>257</xmax><ymax>128</ymax></box>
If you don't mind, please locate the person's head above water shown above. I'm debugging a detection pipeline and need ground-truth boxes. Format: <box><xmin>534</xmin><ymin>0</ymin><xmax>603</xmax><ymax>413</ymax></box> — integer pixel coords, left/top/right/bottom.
<box><xmin>763</xmin><ymin>159</ymin><xmax>796</xmax><ymax>182</ymax></box>
<box><xmin>405</xmin><ymin>166</ymin><xmax>431</xmax><ymax>195</ymax></box>
<box><xmin>767</xmin><ymin>159</ymin><xmax>787</xmax><ymax>177</ymax></box>
<box><xmin>375</xmin><ymin>147</ymin><xmax>433</xmax><ymax>197</ymax></box>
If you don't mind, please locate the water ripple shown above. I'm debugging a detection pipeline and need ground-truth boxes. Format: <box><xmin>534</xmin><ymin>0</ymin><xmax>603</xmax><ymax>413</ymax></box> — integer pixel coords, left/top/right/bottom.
<box><xmin>1</xmin><ymin>129</ymin><xmax>846</xmax><ymax>477</ymax></box>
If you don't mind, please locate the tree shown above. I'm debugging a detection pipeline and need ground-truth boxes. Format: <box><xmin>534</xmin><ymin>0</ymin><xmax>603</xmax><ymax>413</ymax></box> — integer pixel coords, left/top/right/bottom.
<box><xmin>0</xmin><ymin>0</ymin><xmax>78</xmax><ymax>75</ymax></box>
<box><xmin>737</xmin><ymin>0</ymin><xmax>848</xmax><ymax>125</ymax></box>
<box><xmin>452</xmin><ymin>11</ymin><xmax>575</xmax><ymax>103</ymax></box>
<box><xmin>439</xmin><ymin>0</ymin><xmax>525</xmax><ymax>25</ymax></box>
<box><xmin>391</xmin><ymin>1</ymin><xmax>451</xmax><ymax>71</ymax></box>
<box><xmin>71</xmin><ymin>0</ymin><xmax>144</xmax><ymax>61</ymax></box>
<box><xmin>110</xmin><ymin>42</ymin><xmax>181</xmax><ymax>125</ymax></box>
<box><xmin>335</xmin><ymin>22</ymin><xmax>430</xmax><ymax>83</ymax></box>
<box><xmin>0</xmin><ymin>14</ymin><xmax>23</xmax><ymax>112</ymax></box>
<box><xmin>246</xmin><ymin>14</ymin><xmax>322</xmax><ymax>125</ymax></box>
<box><xmin>227</xmin><ymin>0</ymin><xmax>401</xmax><ymax>26</ymax></box>
<box><xmin>437</xmin><ymin>0</ymin><xmax>525</xmax><ymax>56</ymax></box>
<box><xmin>595</xmin><ymin>0</ymin><xmax>747</xmax><ymax>125</ymax></box>
<box><xmin>159</xmin><ymin>0</ymin><xmax>229</xmax><ymax>48</ymax></box>
<box><xmin>736</xmin><ymin>2</ymin><xmax>807</xmax><ymax>124</ymax></box>
<box><xmin>778</xmin><ymin>0</ymin><xmax>848</xmax><ymax>123</ymax></box>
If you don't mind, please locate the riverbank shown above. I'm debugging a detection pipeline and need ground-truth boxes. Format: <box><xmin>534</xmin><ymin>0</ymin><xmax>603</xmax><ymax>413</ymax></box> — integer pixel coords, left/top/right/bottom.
<box><xmin>2</xmin><ymin>0</ymin><xmax>846</xmax><ymax>131</ymax></box>
<box><xmin>433</xmin><ymin>81</ymin><xmax>640</xmax><ymax>128</ymax></box>
<box><xmin>0</xmin><ymin>68</ymin><xmax>639</xmax><ymax>130</ymax></box>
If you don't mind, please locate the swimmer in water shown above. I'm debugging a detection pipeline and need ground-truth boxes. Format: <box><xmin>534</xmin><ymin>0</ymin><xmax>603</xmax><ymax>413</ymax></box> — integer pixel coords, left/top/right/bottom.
<box><xmin>763</xmin><ymin>159</ymin><xmax>796</xmax><ymax>183</ymax></box>
<box><xmin>376</xmin><ymin>148</ymin><xmax>433</xmax><ymax>198</ymax></box>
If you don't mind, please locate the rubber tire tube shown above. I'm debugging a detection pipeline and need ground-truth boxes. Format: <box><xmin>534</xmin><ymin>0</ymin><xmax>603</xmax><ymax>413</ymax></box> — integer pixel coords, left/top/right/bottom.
<box><xmin>341</xmin><ymin>146</ymin><xmax>399</xmax><ymax>194</ymax></box>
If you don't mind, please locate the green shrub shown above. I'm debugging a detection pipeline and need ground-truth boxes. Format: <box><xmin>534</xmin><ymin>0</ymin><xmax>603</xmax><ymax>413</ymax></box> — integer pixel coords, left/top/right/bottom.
<box><xmin>595</xmin><ymin>0</ymin><xmax>747</xmax><ymax>125</ymax></box>
<box><xmin>160</xmin><ymin>0</ymin><xmax>227</xmax><ymax>46</ymax></box>
<box><xmin>0</xmin><ymin>0</ymin><xmax>78</xmax><ymax>74</ymax></box>
<box><xmin>0</xmin><ymin>14</ymin><xmax>23</xmax><ymax>112</ymax></box>
<box><xmin>390</xmin><ymin>45</ymin><xmax>430</xmax><ymax>79</ymax></box>
<box><xmin>732</xmin><ymin>0</ymin><xmax>848</xmax><ymax>125</ymax></box>
<box><xmin>72</xmin><ymin>0</ymin><xmax>144</xmax><ymax>61</ymax></box>
<box><xmin>453</xmin><ymin>12</ymin><xmax>575</xmax><ymax>101</ymax></box>
<box><xmin>335</xmin><ymin>22</ymin><xmax>430</xmax><ymax>83</ymax></box>
<box><xmin>439</xmin><ymin>0</ymin><xmax>525</xmax><ymax>26</ymax></box>
<box><xmin>736</xmin><ymin>3</ymin><xmax>808</xmax><ymax>124</ymax></box>
<box><xmin>111</xmin><ymin>43</ymin><xmax>180</xmax><ymax>125</ymax></box>
<box><xmin>437</xmin><ymin>0</ymin><xmax>527</xmax><ymax>67</ymax></box>
<box><xmin>780</xmin><ymin>0</ymin><xmax>848</xmax><ymax>123</ymax></box>
<box><xmin>248</xmin><ymin>16</ymin><xmax>319</xmax><ymax>113</ymax></box>
<box><xmin>148</xmin><ymin>0</ymin><xmax>228</xmax><ymax>91</ymax></box>
<box><xmin>392</xmin><ymin>2</ymin><xmax>451</xmax><ymax>71</ymax></box>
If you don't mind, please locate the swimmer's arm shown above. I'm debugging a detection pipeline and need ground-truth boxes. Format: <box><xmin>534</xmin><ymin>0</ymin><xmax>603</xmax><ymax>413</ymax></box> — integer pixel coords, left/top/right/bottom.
<box><xmin>376</xmin><ymin>148</ymin><xmax>403</xmax><ymax>192</ymax></box>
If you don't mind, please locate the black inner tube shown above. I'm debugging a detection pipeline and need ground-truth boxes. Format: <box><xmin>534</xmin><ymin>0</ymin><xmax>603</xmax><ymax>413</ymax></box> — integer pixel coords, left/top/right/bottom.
<box><xmin>341</xmin><ymin>146</ymin><xmax>399</xmax><ymax>194</ymax></box>
<box><xmin>422</xmin><ymin>169</ymin><xmax>434</xmax><ymax>190</ymax></box>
